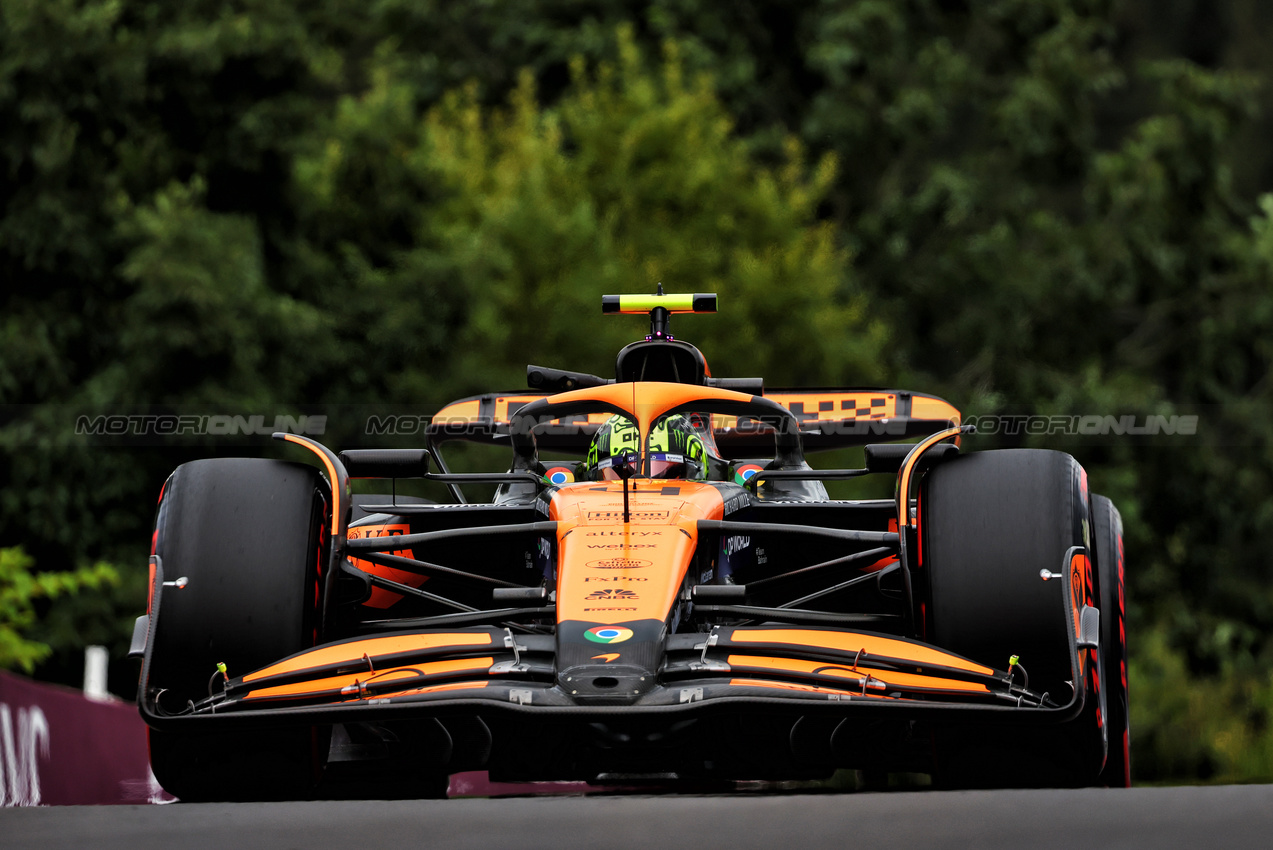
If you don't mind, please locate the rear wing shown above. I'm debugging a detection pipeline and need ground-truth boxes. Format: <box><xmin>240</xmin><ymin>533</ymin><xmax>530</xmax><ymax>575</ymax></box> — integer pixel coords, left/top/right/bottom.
<box><xmin>428</xmin><ymin>389</ymin><xmax>960</xmax><ymax>453</ymax></box>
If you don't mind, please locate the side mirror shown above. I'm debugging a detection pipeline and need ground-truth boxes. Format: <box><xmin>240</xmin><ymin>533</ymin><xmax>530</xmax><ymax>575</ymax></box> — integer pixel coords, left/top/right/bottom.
<box><xmin>338</xmin><ymin>449</ymin><xmax>431</xmax><ymax>479</ymax></box>
<box><xmin>864</xmin><ymin>442</ymin><xmax>958</xmax><ymax>474</ymax></box>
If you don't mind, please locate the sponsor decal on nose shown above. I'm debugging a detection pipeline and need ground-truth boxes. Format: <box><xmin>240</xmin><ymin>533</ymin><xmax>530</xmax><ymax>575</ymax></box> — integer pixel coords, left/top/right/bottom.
<box><xmin>584</xmin><ymin>626</ymin><xmax>634</xmax><ymax>644</ymax></box>
<box><xmin>585</xmin><ymin>589</ymin><xmax>639</xmax><ymax>601</ymax></box>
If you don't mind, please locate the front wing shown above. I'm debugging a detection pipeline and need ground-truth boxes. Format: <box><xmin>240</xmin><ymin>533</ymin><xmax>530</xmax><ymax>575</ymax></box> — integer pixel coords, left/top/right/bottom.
<box><xmin>137</xmin><ymin>549</ymin><xmax>1097</xmax><ymax>731</ymax></box>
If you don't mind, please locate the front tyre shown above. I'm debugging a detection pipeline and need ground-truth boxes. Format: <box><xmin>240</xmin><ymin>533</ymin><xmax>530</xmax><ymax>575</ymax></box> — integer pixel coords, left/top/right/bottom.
<box><xmin>922</xmin><ymin>449</ymin><xmax>1105</xmax><ymax>788</ymax></box>
<box><xmin>146</xmin><ymin>458</ymin><xmax>328</xmax><ymax>801</ymax></box>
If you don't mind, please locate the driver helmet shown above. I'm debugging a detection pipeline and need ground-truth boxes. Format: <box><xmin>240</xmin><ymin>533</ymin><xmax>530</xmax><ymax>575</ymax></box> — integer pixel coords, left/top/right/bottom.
<box><xmin>586</xmin><ymin>414</ymin><xmax>707</xmax><ymax>481</ymax></box>
<box><xmin>586</xmin><ymin>415</ymin><xmax>641</xmax><ymax>481</ymax></box>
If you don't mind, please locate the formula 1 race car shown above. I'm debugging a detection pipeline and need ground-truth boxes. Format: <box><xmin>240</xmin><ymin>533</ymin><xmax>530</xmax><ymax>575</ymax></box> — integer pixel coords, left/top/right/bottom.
<box><xmin>132</xmin><ymin>291</ymin><xmax>1129</xmax><ymax>800</ymax></box>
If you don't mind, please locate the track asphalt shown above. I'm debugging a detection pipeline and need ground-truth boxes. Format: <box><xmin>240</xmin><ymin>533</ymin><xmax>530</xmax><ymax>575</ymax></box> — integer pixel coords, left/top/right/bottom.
<box><xmin>5</xmin><ymin>784</ymin><xmax>1273</xmax><ymax>850</ymax></box>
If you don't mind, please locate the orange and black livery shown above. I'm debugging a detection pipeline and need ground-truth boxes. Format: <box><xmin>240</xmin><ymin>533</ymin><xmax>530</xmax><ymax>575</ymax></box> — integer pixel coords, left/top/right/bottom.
<box><xmin>133</xmin><ymin>290</ymin><xmax>1130</xmax><ymax>799</ymax></box>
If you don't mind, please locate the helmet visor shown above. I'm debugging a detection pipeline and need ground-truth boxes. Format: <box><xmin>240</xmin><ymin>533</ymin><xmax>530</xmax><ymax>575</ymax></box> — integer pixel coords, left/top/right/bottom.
<box><xmin>593</xmin><ymin>453</ymin><xmax>638</xmax><ymax>481</ymax></box>
<box><xmin>648</xmin><ymin>452</ymin><xmax>702</xmax><ymax>480</ymax></box>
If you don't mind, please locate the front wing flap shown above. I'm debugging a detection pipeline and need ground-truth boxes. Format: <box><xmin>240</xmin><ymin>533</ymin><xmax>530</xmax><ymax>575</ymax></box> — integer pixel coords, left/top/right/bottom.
<box><xmin>139</xmin><ymin>548</ymin><xmax>1093</xmax><ymax>729</ymax></box>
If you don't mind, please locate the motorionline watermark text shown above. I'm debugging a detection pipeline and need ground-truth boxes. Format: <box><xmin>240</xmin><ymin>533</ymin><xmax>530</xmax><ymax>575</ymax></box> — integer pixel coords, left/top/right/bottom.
<box><xmin>75</xmin><ymin>414</ymin><xmax>327</xmax><ymax>437</ymax></box>
<box><xmin>372</xmin><ymin>414</ymin><xmax>913</xmax><ymax>436</ymax></box>
<box><xmin>366</xmin><ymin>412</ymin><xmax>1200</xmax><ymax>438</ymax></box>
<box><xmin>58</xmin><ymin>408</ymin><xmax>1200</xmax><ymax>443</ymax></box>
<box><xmin>963</xmin><ymin>414</ymin><xmax>1198</xmax><ymax>436</ymax></box>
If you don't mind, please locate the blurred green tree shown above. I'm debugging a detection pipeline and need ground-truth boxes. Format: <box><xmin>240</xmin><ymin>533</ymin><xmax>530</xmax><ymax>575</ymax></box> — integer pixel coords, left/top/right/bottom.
<box><xmin>292</xmin><ymin>27</ymin><xmax>883</xmax><ymax>402</ymax></box>
<box><xmin>0</xmin><ymin>546</ymin><xmax>117</xmax><ymax>673</ymax></box>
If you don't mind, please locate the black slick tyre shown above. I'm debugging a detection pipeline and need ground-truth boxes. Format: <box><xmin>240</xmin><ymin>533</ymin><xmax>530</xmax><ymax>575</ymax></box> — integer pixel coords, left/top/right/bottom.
<box><xmin>146</xmin><ymin>458</ymin><xmax>328</xmax><ymax>802</ymax></box>
<box><xmin>1092</xmin><ymin>493</ymin><xmax>1131</xmax><ymax>787</ymax></box>
<box><xmin>922</xmin><ymin>449</ymin><xmax>1104</xmax><ymax>788</ymax></box>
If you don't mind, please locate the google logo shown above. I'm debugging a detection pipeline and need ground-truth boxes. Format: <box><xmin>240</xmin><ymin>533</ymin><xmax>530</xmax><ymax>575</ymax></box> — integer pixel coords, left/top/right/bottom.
<box><xmin>584</xmin><ymin>626</ymin><xmax>634</xmax><ymax>644</ymax></box>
